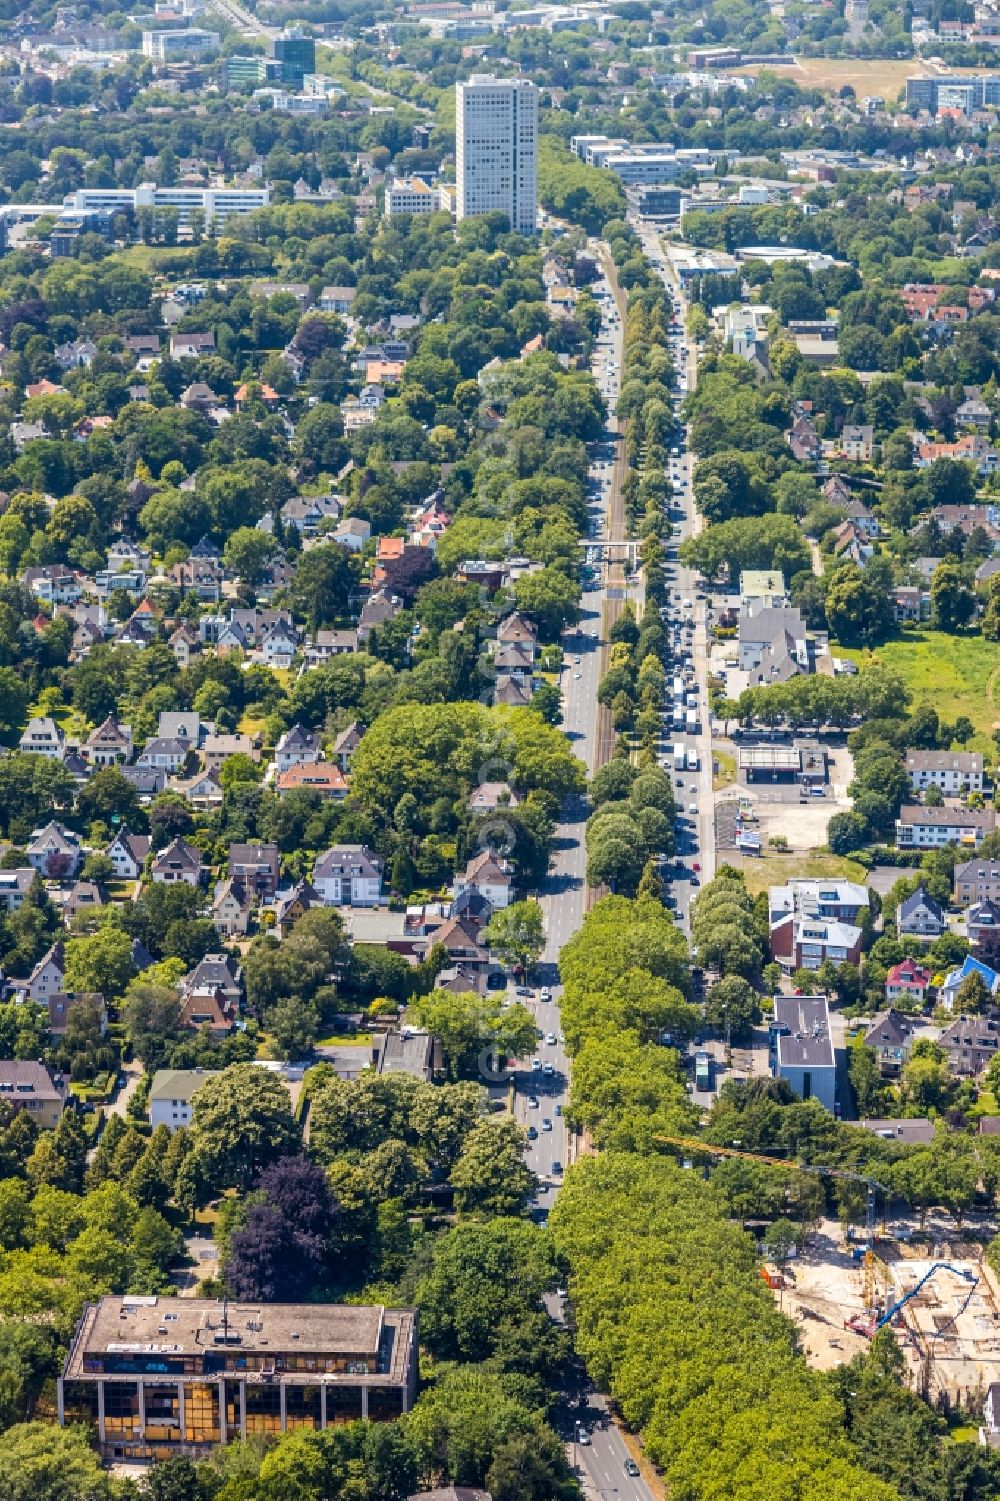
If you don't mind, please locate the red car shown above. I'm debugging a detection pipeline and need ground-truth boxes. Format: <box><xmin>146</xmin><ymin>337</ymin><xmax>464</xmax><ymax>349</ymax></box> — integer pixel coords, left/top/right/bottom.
<box><xmin>692</xmin><ymin>862</ymin><xmax>701</xmax><ymax>872</ymax></box>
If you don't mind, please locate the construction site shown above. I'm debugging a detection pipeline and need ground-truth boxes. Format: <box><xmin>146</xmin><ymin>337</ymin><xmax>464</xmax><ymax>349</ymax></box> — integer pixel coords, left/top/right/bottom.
<box><xmin>655</xmin><ymin>1136</ymin><xmax>1000</xmax><ymax>1410</ymax></box>
<box><xmin>775</xmin><ymin>1217</ymin><xmax>1000</xmax><ymax>1408</ymax></box>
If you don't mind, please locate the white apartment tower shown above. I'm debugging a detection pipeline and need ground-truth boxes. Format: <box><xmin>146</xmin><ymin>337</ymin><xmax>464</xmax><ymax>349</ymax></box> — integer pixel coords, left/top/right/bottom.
<box><xmin>456</xmin><ymin>75</ymin><xmax>538</xmax><ymax>235</ymax></box>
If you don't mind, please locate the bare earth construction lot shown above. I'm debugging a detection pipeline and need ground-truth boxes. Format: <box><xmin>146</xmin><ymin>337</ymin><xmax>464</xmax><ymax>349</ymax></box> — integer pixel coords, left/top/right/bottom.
<box><xmin>736</xmin><ymin>57</ymin><xmax>939</xmax><ymax>97</ymax></box>
<box><xmin>779</xmin><ymin>1223</ymin><xmax>1000</xmax><ymax>1407</ymax></box>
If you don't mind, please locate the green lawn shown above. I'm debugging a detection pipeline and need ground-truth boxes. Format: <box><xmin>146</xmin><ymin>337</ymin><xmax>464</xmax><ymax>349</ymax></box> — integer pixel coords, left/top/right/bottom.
<box><xmin>833</xmin><ymin>629</ymin><xmax>999</xmax><ymax>753</ymax></box>
<box><xmin>729</xmin><ymin>851</ymin><xmax>868</xmax><ymax>897</ymax></box>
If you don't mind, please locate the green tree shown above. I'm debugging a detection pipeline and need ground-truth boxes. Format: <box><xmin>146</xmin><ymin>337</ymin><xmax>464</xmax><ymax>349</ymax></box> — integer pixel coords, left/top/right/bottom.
<box><xmin>482</xmin><ymin>900</ymin><xmax>545</xmax><ymax>978</ymax></box>
<box><xmin>185</xmin><ymin>1063</ymin><xmax>300</xmax><ymax>1195</ymax></box>
<box><xmin>0</xmin><ymin>1422</ymin><xmax>109</xmax><ymax>1501</ymax></box>
<box><xmin>450</xmin><ymin>1117</ymin><xmax>537</xmax><ymax>1217</ymax></box>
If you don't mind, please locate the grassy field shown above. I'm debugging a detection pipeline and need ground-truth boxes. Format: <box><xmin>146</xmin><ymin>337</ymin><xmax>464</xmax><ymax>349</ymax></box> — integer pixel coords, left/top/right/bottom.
<box><xmin>713</xmin><ymin>749</ymin><xmax>736</xmax><ymax>791</ymax></box>
<box><xmin>832</xmin><ymin>629</ymin><xmax>999</xmax><ymax>754</ymax></box>
<box><xmin>728</xmin><ymin>850</ymin><xmax>867</xmax><ymax>897</ymax></box>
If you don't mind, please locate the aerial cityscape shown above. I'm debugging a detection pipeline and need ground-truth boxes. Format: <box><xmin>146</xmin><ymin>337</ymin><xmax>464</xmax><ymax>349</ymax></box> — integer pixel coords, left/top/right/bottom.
<box><xmin>4</xmin><ymin>0</ymin><xmax>1000</xmax><ymax>1496</ymax></box>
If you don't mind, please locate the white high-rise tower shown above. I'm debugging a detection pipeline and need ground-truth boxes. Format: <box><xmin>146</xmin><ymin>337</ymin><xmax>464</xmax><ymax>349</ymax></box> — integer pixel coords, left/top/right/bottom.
<box><xmin>456</xmin><ymin>75</ymin><xmax>538</xmax><ymax>236</ymax></box>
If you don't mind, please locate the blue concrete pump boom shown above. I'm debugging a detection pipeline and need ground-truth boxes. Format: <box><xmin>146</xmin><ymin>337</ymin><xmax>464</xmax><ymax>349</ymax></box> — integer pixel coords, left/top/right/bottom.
<box><xmin>876</xmin><ymin>1262</ymin><xmax>978</xmax><ymax>1332</ymax></box>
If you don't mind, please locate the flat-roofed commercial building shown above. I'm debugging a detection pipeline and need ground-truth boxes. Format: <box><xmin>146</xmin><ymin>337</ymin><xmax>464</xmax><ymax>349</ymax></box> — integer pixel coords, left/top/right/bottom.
<box><xmin>60</xmin><ymin>1296</ymin><xmax>418</xmax><ymax>1463</ymax></box>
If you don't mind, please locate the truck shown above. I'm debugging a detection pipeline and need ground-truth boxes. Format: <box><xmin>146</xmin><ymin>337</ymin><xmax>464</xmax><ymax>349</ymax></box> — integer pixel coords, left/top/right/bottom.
<box><xmin>673</xmin><ymin>676</ymin><xmax>685</xmax><ymax>702</ymax></box>
<box><xmin>686</xmin><ymin>707</ymin><xmax>698</xmax><ymax>733</ymax></box>
<box><xmin>694</xmin><ymin>1051</ymin><xmax>712</xmax><ymax>1091</ymax></box>
<box><xmin>674</xmin><ymin>743</ymin><xmax>686</xmax><ymax>771</ymax></box>
<box><xmin>686</xmin><ymin>747</ymin><xmax>698</xmax><ymax>771</ymax></box>
<box><xmin>673</xmin><ymin>703</ymin><xmax>686</xmax><ymax>729</ymax></box>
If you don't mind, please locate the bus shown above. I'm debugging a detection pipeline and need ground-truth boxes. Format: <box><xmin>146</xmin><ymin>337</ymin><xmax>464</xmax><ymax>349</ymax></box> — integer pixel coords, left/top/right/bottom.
<box><xmin>694</xmin><ymin>1051</ymin><xmax>712</xmax><ymax>1091</ymax></box>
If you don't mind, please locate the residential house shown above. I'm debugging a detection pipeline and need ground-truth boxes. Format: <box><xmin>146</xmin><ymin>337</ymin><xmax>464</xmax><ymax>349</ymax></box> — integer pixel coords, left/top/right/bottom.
<box><xmin>495</xmin><ymin>612</ymin><xmax>537</xmax><ymax>654</ymax></box>
<box><xmin>148</xmin><ymin>1067</ymin><xmax>219</xmax><ymax>1130</ymax></box>
<box><xmin>24</xmin><ymin>566</ymin><xmax>82</xmax><ymax>606</ymax></box>
<box><xmin>180</xmin><ymin>985</ymin><xmax>237</xmax><ymax>1037</ymax></box>
<box><xmin>844</xmin><ymin>498</ymin><xmax>880</xmax><ymax>538</ymax></box>
<box><xmin>228</xmin><ymin>843</ymin><xmax>280</xmax><ymax>901</ymax></box>
<box><xmin>358</xmin><ymin>590</ymin><xmax>402</xmax><ymax>642</ymax></box>
<box><xmin>169</xmin><ymin>331</ymin><xmax>216</xmax><ymax>359</ymax></box>
<box><xmin>150</xmin><ymin>838</ymin><xmax>203</xmax><ymax>886</ymax></box>
<box><xmin>968</xmin><ymin>898</ymin><xmax>1000</xmax><ymax>955</ymax></box>
<box><xmin>940</xmin><ymin>954</ymin><xmax>1000</xmax><ymax>1012</ymax></box>
<box><xmin>169</xmin><ymin>624</ymin><xmax>201</xmax><ymax>668</ymax></box>
<box><xmin>417</xmin><ymin>914</ymin><xmax>490</xmax><ymax>974</ymax></box>
<box><xmin>26</xmin><ymin>941</ymin><xmax>65</xmax><ymax>1003</ymax></box>
<box><xmin>275</xmin><ymin>724</ymin><xmax>321</xmax><ymax>773</ymax></box>
<box><xmin>333</xmin><ymin>721</ymin><xmax>365</xmax><ymax>771</ymax></box>
<box><xmin>274</xmin><ymin>762</ymin><xmax>348</xmax><ymax>799</ymax></box>
<box><xmin>168</xmin><ymin>769</ymin><xmax>225</xmax><ymax>812</ymax></box>
<box><xmin>905</xmin><ymin>750</ymin><xmax>984</xmax><ymax>795</ymax></box>
<box><xmin>169</xmin><ymin>559</ymin><xmax>224</xmax><ymax>603</ymax></box>
<box><xmin>768</xmin><ymin>879</ymin><xmax>870</xmax><ymax>925</ymax></box>
<box><xmin>454</xmin><ymin>850</ymin><xmax>514</xmax><ymax>910</ymax></box>
<box><xmin>203</xmin><ymin>734</ymin><xmax>258</xmax><ymax>773</ymax></box>
<box><xmin>769</xmin><ymin>914</ymin><xmax>863</xmax><ymax>972</ymax></box>
<box><xmin>274</xmin><ymin>879</ymin><xmax>320</xmax><ymax>938</ymax></box>
<box><xmin>280</xmin><ymin>494</ymin><xmax>342</xmax><ymax>536</ymax></box>
<box><xmin>18</xmin><ymin>717</ymin><xmax>65</xmax><ymax>759</ymax></box>
<box><xmin>84</xmin><ymin>714</ymin><xmax>132</xmax><ymax>766</ymax></box>
<box><xmin>211</xmin><ymin>878</ymin><xmax>252</xmax><ymax>939</ymax></box>
<box><xmin>892</xmin><ymin>586</ymin><xmax>931</xmax><ymax>624</ymax></box>
<box><xmin>469</xmin><ymin>782</ymin><xmax>520</xmax><ymax>813</ymax></box>
<box><xmin>26</xmin><ymin>822</ymin><xmax>81</xmax><ymax>879</ymax></box>
<box><xmin>106</xmin><ymin>828</ymin><xmax>153</xmax><ymax>886</ymax></box>
<box><xmin>47</xmin><ymin>990</ymin><xmax>107</xmax><ymax>1038</ymax></box>
<box><xmin>331</xmin><ymin>517</ymin><xmax>371</xmax><ymax>552</ymax></box>
<box><xmin>0</xmin><ymin>868</ymin><xmax>39</xmax><ymax>913</ymax></box>
<box><xmin>183</xmin><ymin>953</ymin><xmax>243</xmax><ymax>1012</ymax></box>
<box><xmin>304</xmin><ymin>630</ymin><xmax>358</xmax><ymax>664</ymax></box>
<box><xmin>61</xmin><ymin>879</ymin><xmax>103</xmax><ymax>926</ymax></box>
<box><xmin>54</xmin><ymin>338</ymin><xmax>97</xmax><ymax>369</ymax></box>
<box><xmin>312</xmin><ymin>845</ymin><xmax>384</xmax><ymax>907</ymax></box>
<box><xmin>180</xmin><ymin>382</ymin><xmax>217</xmax><ymax>413</ymax></box>
<box><xmin>896</xmin><ymin>804</ymin><xmax>996</xmax><ymax>849</ymax></box>
<box><xmin>938</xmin><ymin>1010</ymin><xmax>1000</xmax><ymax>1075</ymax></box>
<box><xmin>375</xmin><ymin>1030</ymin><xmax>436</xmax><ymax>1083</ymax></box>
<box><xmin>138</xmin><ymin>738</ymin><xmax>190</xmax><ymax>773</ymax></box>
<box><xmin>956</xmin><ymin>396</ymin><xmax>992</xmax><ymax>432</ymax></box>
<box><xmin>771</xmin><ymin>994</ymin><xmax>837</xmax><ymax>1112</ymax></box>
<box><xmin>260</xmin><ymin>619</ymin><xmax>298</xmax><ymax>668</ymax></box>
<box><xmin>737</xmin><ymin>602</ymin><xmax>810</xmax><ymax>683</ymax></box>
<box><xmin>981</xmin><ymin>1383</ymin><xmax>1000</xmax><ymax>1447</ymax></box>
<box><xmin>928</xmin><ymin>502</ymin><xmax>1000</xmax><ymax>541</ymax></box>
<box><xmin>158</xmin><ymin>704</ymin><xmax>209</xmax><ymax>742</ymax></box>
<box><xmin>841</xmin><ymin>424</ymin><xmax>874</xmax><ymax>461</ymax></box>
<box><xmin>319</xmin><ymin>286</ymin><xmax>356</xmax><ymax>314</ymax></box>
<box><xmin>885</xmin><ymin>959</ymin><xmax>932</xmax><ymax>1005</ymax></box>
<box><xmin>864</xmin><ymin>1007</ymin><xmax>916</xmax><ymax>1074</ymax></box>
<box><xmin>896</xmin><ymin>887</ymin><xmax>945</xmax><ymax>939</ymax></box>
<box><xmin>120</xmin><ymin>766</ymin><xmax>167</xmax><ymax>802</ymax></box>
<box><xmin>787</xmin><ymin>412</ymin><xmax>822</xmax><ymax>463</ymax></box>
<box><xmin>0</xmin><ymin>1061</ymin><xmax>67</xmax><ymax>1129</ymax></box>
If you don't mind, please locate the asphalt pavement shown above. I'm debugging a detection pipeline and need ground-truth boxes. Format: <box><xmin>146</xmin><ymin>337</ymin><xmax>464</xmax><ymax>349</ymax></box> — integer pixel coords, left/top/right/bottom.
<box><xmin>506</xmin><ymin>252</ymin><xmax>658</xmax><ymax>1501</ymax></box>
<box><xmin>632</xmin><ymin>218</ymin><xmax>717</xmax><ymax>937</ymax></box>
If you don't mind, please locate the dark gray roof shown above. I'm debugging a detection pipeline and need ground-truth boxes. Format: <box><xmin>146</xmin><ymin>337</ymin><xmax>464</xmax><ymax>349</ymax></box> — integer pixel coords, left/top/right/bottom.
<box><xmin>773</xmin><ymin>995</ymin><xmax>835</xmax><ymax>1069</ymax></box>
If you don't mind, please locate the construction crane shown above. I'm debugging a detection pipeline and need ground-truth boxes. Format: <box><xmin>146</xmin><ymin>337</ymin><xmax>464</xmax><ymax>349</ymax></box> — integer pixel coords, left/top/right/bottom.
<box><xmin>845</xmin><ymin>1261</ymin><xmax>979</xmax><ymax>1341</ymax></box>
<box><xmin>654</xmin><ymin>1135</ymin><xmax>887</xmax><ymax>1312</ymax></box>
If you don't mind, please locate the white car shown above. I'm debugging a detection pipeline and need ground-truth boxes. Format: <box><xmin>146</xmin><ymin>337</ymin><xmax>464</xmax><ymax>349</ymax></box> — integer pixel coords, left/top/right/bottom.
<box><xmin>546</xmin><ymin>1032</ymin><xmax>557</xmax><ymax>1045</ymax></box>
<box><xmin>531</xmin><ymin>1057</ymin><xmax>541</xmax><ymax>1070</ymax></box>
<box><xmin>688</xmin><ymin>802</ymin><xmax>697</xmax><ymax>814</ymax></box>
